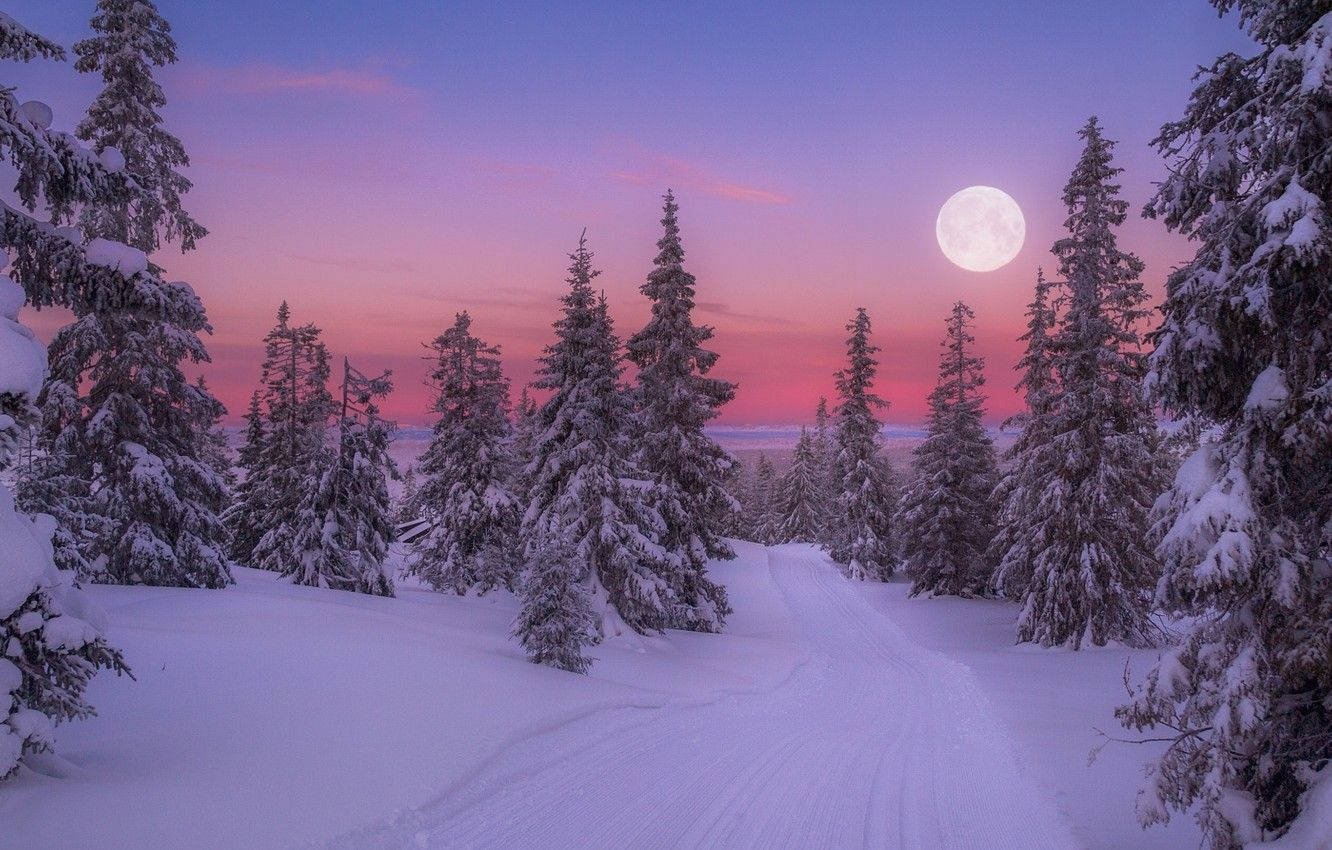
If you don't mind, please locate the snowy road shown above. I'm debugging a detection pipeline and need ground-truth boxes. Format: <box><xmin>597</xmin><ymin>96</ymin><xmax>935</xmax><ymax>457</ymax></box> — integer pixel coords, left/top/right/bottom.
<box><xmin>335</xmin><ymin>546</ymin><xmax>1078</xmax><ymax>849</ymax></box>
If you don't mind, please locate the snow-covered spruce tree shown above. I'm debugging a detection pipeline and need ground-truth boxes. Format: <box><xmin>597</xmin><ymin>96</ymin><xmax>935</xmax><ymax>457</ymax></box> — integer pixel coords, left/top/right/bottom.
<box><xmin>74</xmin><ymin>0</ymin><xmax>205</xmax><ymax>253</ymax></box>
<box><xmin>394</xmin><ymin>465</ymin><xmax>418</xmax><ymax>525</ymax></box>
<box><xmin>716</xmin><ymin>454</ymin><xmax>747</xmax><ymax>539</ymax></box>
<box><xmin>812</xmin><ymin>396</ymin><xmax>837</xmax><ymax>512</ymax></box>
<box><xmin>15</xmin><ymin>369</ymin><xmax>104</xmax><ymax>578</ymax></box>
<box><xmin>409</xmin><ymin>312</ymin><xmax>519</xmax><ymax>595</ymax></box>
<box><xmin>775</xmin><ymin>428</ymin><xmax>826</xmax><ymax>544</ymax></box>
<box><xmin>1117</xmin><ymin>5</ymin><xmax>1332</xmax><ymax>845</ymax></box>
<box><xmin>626</xmin><ymin>191</ymin><xmax>734</xmax><ymax>632</ymax></box>
<box><xmin>223</xmin><ymin>390</ymin><xmax>268</xmax><ymax>564</ymax></box>
<box><xmin>990</xmin><ymin>268</ymin><xmax>1057</xmax><ymax>600</ymax></box>
<box><xmin>746</xmin><ymin>452</ymin><xmax>780</xmax><ymax>544</ymax></box>
<box><xmin>195</xmin><ymin>376</ymin><xmax>235</xmax><ymax>496</ymax></box>
<box><xmin>507</xmin><ymin>386</ymin><xmax>539</xmax><ymax>488</ymax></box>
<box><xmin>22</xmin><ymin>0</ymin><xmax>228</xmax><ymax>589</ymax></box>
<box><xmin>826</xmin><ymin>308</ymin><xmax>898</xmax><ymax>580</ymax></box>
<box><xmin>514</xmin><ymin>532</ymin><xmax>599</xmax><ymax>673</ymax></box>
<box><xmin>237</xmin><ymin>303</ymin><xmax>334</xmax><ymax>573</ymax></box>
<box><xmin>40</xmin><ymin>293</ymin><xmax>232</xmax><ymax>587</ymax></box>
<box><xmin>521</xmin><ymin>234</ymin><xmax>678</xmax><ymax>637</ymax></box>
<box><xmin>286</xmin><ymin>360</ymin><xmax>395</xmax><ymax>596</ymax></box>
<box><xmin>895</xmin><ymin>302</ymin><xmax>998</xmax><ymax>597</ymax></box>
<box><xmin>1</xmin><ymin>13</ymin><xmax>133</xmax><ymax>778</ymax></box>
<box><xmin>1012</xmin><ymin>118</ymin><xmax>1160</xmax><ymax>649</ymax></box>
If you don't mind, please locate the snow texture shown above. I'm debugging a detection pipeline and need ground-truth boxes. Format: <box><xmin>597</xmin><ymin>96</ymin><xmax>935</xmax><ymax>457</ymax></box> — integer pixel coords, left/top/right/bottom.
<box><xmin>0</xmin><ymin>276</ymin><xmax>45</xmax><ymax>400</ymax></box>
<box><xmin>81</xmin><ymin>237</ymin><xmax>148</xmax><ymax>277</ymax></box>
<box><xmin>0</xmin><ymin>546</ymin><xmax>1111</xmax><ymax>850</ymax></box>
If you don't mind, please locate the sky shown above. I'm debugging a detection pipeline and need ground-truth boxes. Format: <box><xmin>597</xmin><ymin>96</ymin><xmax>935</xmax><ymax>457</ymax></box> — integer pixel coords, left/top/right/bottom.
<box><xmin>5</xmin><ymin>1</ymin><xmax>1252</xmax><ymax>425</ymax></box>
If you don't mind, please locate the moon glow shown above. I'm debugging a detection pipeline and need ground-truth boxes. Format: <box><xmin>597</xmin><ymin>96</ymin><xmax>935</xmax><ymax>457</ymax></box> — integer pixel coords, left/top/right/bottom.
<box><xmin>935</xmin><ymin>186</ymin><xmax>1025</xmax><ymax>272</ymax></box>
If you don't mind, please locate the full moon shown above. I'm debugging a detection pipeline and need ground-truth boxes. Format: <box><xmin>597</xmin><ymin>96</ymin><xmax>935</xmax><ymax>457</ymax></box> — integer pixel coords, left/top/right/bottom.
<box><xmin>935</xmin><ymin>186</ymin><xmax>1025</xmax><ymax>272</ymax></box>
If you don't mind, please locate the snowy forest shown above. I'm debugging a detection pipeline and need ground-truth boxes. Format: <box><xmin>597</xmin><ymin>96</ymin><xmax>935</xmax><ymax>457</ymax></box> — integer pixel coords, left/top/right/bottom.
<box><xmin>0</xmin><ymin>2</ymin><xmax>1329</xmax><ymax>849</ymax></box>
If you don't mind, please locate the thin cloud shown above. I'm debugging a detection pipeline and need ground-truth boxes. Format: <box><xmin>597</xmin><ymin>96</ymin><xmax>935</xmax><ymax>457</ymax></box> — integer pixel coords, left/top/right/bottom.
<box><xmin>695</xmin><ymin>300</ymin><xmax>800</xmax><ymax>327</ymax></box>
<box><xmin>611</xmin><ymin>154</ymin><xmax>791</xmax><ymax>206</ymax></box>
<box><xmin>174</xmin><ymin>62</ymin><xmax>419</xmax><ymax>101</ymax></box>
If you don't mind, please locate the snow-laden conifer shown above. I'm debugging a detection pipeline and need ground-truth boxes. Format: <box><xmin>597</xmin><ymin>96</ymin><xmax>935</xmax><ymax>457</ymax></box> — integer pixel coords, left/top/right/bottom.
<box><xmin>34</xmin><ymin>278</ymin><xmax>231</xmax><ymax>588</ymax></box>
<box><xmin>1010</xmin><ymin>118</ymin><xmax>1160</xmax><ymax>649</ymax></box>
<box><xmin>195</xmin><ymin>376</ymin><xmax>235</xmax><ymax>496</ymax></box>
<box><xmin>990</xmin><ymin>269</ymin><xmax>1056</xmax><ymax>600</ymax></box>
<box><xmin>74</xmin><ymin>0</ymin><xmax>205</xmax><ymax>252</ymax></box>
<box><xmin>293</xmin><ymin>360</ymin><xmax>394</xmax><ymax>593</ymax></box>
<box><xmin>513</xmin><ymin>532</ymin><xmax>599</xmax><ymax>674</ymax></box>
<box><xmin>895</xmin><ymin>302</ymin><xmax>998</xmax><ymax>597</ymax></box>
<box><xmin>224</xmin><ymin>391</ymin><xmax>268</xmax><ymax>561</ymax></box>
<box><xmin>746</xmin><ymin>453</ymin><xmax>780</xmax><ymax>545</ymax></box>
<box><xmin>409</xmin><ymin>312</ymin><xmax>519</xmax><ymax>595</ymax></box>
<box><xmin>1</xmin><ymin>14</ymin><xmax>132</xmax><ymax>778</ymax></box>
<box><xmin>826</xmin><ymin>308</ymin><xmax>897</xmax><ymax>580</ymax></box>
<box><xmin>395</xmin><ymin>465</ymin><xmax>418</xmax><ymax>525</ymax></box>
<box><xmin>775</xmin><ymin>428</ymin><xmax>826</xmax><ymax>544</ymax></box>
<box><xmin>1117</xmin><ymin>6</ymin><xmax>1332</xmax><ymax>844</ymax></box>
<box><xmin>19</xmin><ymin>1</ymin><xmax>226</xmax><ymax>589</ymax></box>
<box><xmin>627</xmin><ymin>192</ymin><xmax>734</xmax><ymax>632</ymax></box>
<box><xmin>245</xmin><ymin>304</ymin><xmax>335</xmax><ymax>573</ymax></box>
<box><xmin>521</xmin><ymin>235</ymin><xmax>677</xmax><ymax>637</ymax></box>
<box><xmin>811</xmin><ymin>396</ymin><xmax>836</xmax><ymax>515</ymax></box>
<box><xmin>286</xmin><ymin>360</ymin><xmax>395</xmax><ymax>596</ymax></box>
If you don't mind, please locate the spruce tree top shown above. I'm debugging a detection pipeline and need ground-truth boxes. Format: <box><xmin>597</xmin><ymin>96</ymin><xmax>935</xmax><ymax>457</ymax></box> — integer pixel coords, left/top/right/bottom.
<box><xmin>1053</xmin><ymin>117</ymin><xmax>1149</xmax><ymax>387</ymax></box>
<box><xmin>836</xmin><ymin>307</ymin><xmax>887</xmax><ymax>425</ymax></box>
<box><xmin>628</xmin><ymin>190</ymin><xmax>734</xmax><ymax>410</ymax></box>
<box><xmin>1013</xmin><ymin>268</ymin><xmax>1054</xmax><ymax>414</ymax></box>
<box><xmin>75</xmin><ymin>0</ymin><xmax>205</xmax><ymax>252</ymax></box>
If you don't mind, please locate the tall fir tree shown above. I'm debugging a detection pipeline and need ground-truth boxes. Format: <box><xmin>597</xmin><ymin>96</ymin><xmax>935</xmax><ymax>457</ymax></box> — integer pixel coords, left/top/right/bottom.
<box><xmin>895</xmin><ymin>302</ymin><xmax>998</xmax><ymax>597</ymax></box>
<box><xmin>1117</xmin><ymin>5</ymin><xmax>1332</xmax><ymax>845</ymax></box>
<box><xmin>287</xmin><ymin>361</ymin><xmax>395</xmax><ymax>596</ymax></box>
<box><xmin>74</xmin><ymin>0</ymin><xmax>205</xmax><ymax>252</ymax></box>
<box><xmin>508</xmin><ymin>384</ymin><xmax>540</xmax><ymax>491</ymax></box>
<box><xmin>22</xmin><ymin>0</ymin><xmax>228</xmax><ymax>589</ymax></box>
<box><xmin>195</xmin><ymin>375</ymin><xmax>235</xmax><ymax>495</ymax></box>
<box><xmin>409</xmin><ymin>312</ymin><xmax>520</xmax><ymax>595</ymax></box>
<box><xmin>37</xmin><ymin>290</ymin><xmax>232</xmax><ymax>587</ymax></box>
<box><xmin>243</xmin><ymin>303</ymin><xmax>335</xmax><ymax>574</ymax></box>
<box><xmin>747</xmin><ymin>452</ymin><xmax>780</xmax><ymax>544</ymax></box>
<box><xmin>521</xmin><ymin>234</ymin><xmax>678</xmax><ymax>638</ymax></box>
<box><xmin>224</xmin><ymin>391</ymin><xmax>268</xmax><ymax>562</ymax></box>
<box><xmin>1009</xmin><ymin>118</ymin><xmax>1160</xmax><ymax>649</ymax></box>
<box><xmin>775</xmin><ymin>428</ymin><xmax>825</xmax><ymax>544</ymax></box>
<box><xmin>811</xmin><ymin>396</ymin><xmax>837</xmax><ymax>514</ymax></box>
<box><xmin>395</xmin><ymin>465</ymin><xmax>418</xmax><ymax>525</ymax></box>
<box><xmin>826</xmin><ymin>308</ymin><xmax>898</xmax><ymax>580</ymax></box>
<box><xmin>626</xmin><ymin>191</ymin><xmax>735</xmax><ymax>633</ymax></box>
<box><xmin>0</xmin><ymin>13</ymin><xmax>143</xmax><ymax>777</ymax></box>
<box><xmin>990</xmin><ymin>268</ymin><xmax>1058</xmax><ymax>600</ymax></box>
<box><xmin>716</xmin><ymin>454</ymin><xmax>748</xmax><ymax>539</ymax></box>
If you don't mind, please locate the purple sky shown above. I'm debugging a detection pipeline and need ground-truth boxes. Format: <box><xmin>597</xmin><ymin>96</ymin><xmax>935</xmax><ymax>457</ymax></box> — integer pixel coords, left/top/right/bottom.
<box><xmin>6</xmin><ymin>1</ymin><xmax>1251</xmax><ymax>424</ymax></box>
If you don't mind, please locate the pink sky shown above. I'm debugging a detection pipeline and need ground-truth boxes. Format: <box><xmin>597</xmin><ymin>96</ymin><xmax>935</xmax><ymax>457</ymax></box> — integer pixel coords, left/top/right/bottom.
<box><xmin>9</xmin><ymin>1</ymin><xmax>1237</xmax><ymax>426</ymax></box>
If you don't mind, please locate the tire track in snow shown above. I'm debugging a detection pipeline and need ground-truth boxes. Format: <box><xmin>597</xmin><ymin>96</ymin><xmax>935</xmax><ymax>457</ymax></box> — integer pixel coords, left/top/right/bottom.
<box><xmin>324</xmin><ymin>545</ymin><xmax>1079</xmax><ymax>849</ymax></box>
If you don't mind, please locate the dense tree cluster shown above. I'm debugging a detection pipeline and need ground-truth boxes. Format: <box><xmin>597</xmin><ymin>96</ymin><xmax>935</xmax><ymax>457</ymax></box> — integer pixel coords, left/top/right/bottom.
<box><xmin>3</xmin><ymin>2</ymin><xmax>1324</xmax><ymax>840</ymax></box>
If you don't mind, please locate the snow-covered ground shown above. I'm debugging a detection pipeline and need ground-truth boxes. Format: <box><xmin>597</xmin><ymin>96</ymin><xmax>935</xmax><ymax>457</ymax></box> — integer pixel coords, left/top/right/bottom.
<box><xmin>1</xmin><ymin>543</ymin><xmax>1197</xmax><ymax>849</ymax></box>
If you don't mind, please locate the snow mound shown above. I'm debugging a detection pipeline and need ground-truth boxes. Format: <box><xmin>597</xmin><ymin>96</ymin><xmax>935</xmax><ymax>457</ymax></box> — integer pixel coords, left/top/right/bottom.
<box><xmin>1244</xmin><ymin>364</ymin><xmax>1289</xmax><ymax>412</ymax></box>
<box><xmin>0</xmin><ymin>316</ymin><xmax>47</xmax><ymax>401</ymax></box>
<box><xmin>83</xmin><ymin>238</ymin><xmax>148</xmax><ymax>277</ymax></box>
<box><xmin>17</xmin><ymin>100</ymin><xmax>51</xmax><ymax>130</ymax></box>
<box><xmin>0</xmin><ymin>486</ymin><xmax>53</xmax><ymax>619</ymax></box>
<box><xmin>0</xmin><ymin>273</ymin><xmax>23</xmax><ymax>318</ymax></box>
<box><xmin>97</xmin><ymin>146</ymin><xmax>125</xmax><ymax>174</ymax></box>
<box><xmin>1253</xmin><ymin>764</ymin><xmax>1332</xmax><ymax>849</ymax></box>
